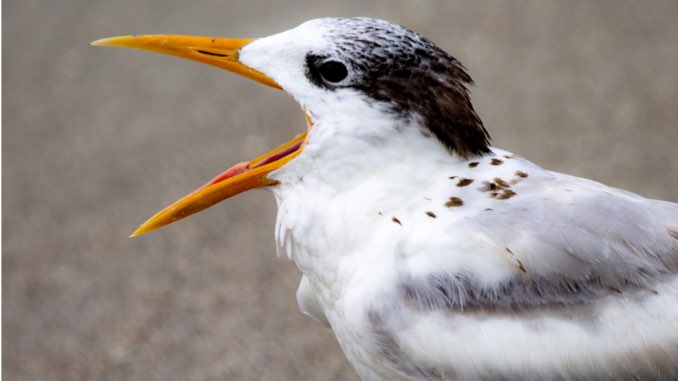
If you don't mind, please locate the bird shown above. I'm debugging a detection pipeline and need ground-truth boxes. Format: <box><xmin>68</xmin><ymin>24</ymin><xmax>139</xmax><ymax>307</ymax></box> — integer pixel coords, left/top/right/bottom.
<box><xmin>93</xmin><ymin>17</ymin><xmax>678</xmax><ymax>381</ymax></box>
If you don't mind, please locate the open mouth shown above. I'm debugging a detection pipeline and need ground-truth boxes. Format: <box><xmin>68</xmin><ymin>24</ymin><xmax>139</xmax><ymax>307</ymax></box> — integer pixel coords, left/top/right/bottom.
<box><xmin>92</xmin><ymin>35</ymin><xmax>309</xmax><ymax>236</ymax></box>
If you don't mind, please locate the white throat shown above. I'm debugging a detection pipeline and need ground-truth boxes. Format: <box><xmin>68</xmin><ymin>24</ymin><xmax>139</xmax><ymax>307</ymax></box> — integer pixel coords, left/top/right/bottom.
<box><xmin>272</xmin><ymin>93</ymin><xmax>458</xmax><ymax>191</ymax></box>
<box><xmin>268</xmin><ymin>100</ymin><xmax>467</xmax><ymax>281</ymax></box>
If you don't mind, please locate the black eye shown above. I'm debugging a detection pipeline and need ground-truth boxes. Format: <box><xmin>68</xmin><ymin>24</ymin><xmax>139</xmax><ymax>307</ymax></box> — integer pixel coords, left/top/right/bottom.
<box><xmin>318</xmin><ymin>61</ymin><xmax>348</xmax><ymax>83</ymax></box>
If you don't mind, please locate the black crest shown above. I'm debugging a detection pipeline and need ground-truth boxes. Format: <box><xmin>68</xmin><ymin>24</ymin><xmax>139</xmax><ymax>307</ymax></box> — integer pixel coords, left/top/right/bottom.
<box><xmin>310</xmin><ymin>18</ymin><xmax>491</xmax><ymax>158</ymax></box>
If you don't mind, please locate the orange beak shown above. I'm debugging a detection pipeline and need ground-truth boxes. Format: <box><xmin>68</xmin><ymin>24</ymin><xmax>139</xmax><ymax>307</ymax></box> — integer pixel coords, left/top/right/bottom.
<box><xmin>92</xmin><ymin>35</ymin><xmax>309</xmax><ymax>236</ymax></box>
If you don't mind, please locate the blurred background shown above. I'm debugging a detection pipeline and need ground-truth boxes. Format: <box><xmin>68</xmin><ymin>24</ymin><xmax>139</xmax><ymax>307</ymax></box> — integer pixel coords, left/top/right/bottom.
<box><xmin>4</xmin><ymin>1</ymin><xmax>678</xmax><ymax>380</ymax></box>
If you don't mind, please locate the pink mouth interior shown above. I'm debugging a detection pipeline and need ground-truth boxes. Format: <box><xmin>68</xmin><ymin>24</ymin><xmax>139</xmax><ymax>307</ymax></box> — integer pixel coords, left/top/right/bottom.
<box><xmin>199</xmin><ymin>138</ymin><xmax>304</xmax><ymax>189</ymax></box>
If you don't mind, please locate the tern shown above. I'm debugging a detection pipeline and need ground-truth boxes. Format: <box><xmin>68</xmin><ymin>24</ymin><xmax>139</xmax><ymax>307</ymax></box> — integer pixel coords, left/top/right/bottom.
<box><xmin>94</xmin><ymin>17</ymin><xmax>678</xmax><ymax>380</ymax></box>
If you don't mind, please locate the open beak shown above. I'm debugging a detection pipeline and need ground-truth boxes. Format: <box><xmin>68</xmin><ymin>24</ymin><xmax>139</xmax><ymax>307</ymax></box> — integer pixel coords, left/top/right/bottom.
<box><xmin>92</xmin><ymin>35</ymin><xmax>309</xmax><ymax>236</ymax></box>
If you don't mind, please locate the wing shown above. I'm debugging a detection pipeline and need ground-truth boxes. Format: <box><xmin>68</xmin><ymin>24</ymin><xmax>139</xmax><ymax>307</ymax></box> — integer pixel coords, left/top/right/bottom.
<box><xmin>398</xmin><ymin>168</ymin><xmax>678</xmax><ymax>310</ymax></box>
<box><xmin>372</xmin><ymin>165</ymin><xmax>678</xmax><ymax>380</ymax></box>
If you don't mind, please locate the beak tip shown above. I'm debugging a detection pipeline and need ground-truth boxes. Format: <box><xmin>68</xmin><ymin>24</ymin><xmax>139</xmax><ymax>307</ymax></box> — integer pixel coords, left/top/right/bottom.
<box><xmin>129</xmin><ymin>227</ymin><xmax>146</xmax><ymax>238</ymax></box>
<box><xmin>91</xmin><ymin>36</ymin><xmax>134</xmax><ymax>47</ymax></box>
<box><xmin>91</xmin><ymin>37</ymin><xmax>111</xmax><ymax>46</ymax></box>
<box><xmin>130</xmin><ymin>216</ymin><xmax>167</xmax><ymax>237</ymax></box>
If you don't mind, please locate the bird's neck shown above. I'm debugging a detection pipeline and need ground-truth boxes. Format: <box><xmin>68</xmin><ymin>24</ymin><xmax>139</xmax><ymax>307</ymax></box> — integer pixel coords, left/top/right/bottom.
<box><xmin>268</xmin><ymin>108</ymin><xmax>475</xmax><ymax>286</ymax></box>
<box><xmin>273</xmin><ymin>103</ymin><xmax>464</xmax><ymax>191</ymax></box>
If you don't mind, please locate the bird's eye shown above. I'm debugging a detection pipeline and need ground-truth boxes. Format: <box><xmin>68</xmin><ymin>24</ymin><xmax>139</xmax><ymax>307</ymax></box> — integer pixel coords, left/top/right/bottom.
<box><xmin>318</xmin><ymin>61</ymin><xmax>348</xmax><ymax>83</ymax></box>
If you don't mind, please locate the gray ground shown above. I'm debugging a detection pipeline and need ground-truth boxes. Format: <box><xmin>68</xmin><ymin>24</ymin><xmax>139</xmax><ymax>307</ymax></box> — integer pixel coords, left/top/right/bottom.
<box><xmin>4</xmin><ymin>1</ymin><xmax>678</xmax><ymax>380</ymax></box>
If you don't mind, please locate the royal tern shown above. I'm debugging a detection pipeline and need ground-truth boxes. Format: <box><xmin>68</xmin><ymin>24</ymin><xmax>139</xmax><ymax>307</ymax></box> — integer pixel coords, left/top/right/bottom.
<box><xmin>94</xmin><ymin>17</ymin><xmax>678</xmax><ymax>380</ymax></box>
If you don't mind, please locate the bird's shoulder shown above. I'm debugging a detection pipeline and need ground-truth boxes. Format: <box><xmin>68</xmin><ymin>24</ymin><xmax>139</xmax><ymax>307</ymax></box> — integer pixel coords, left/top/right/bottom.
<box><xmin>395</xmin><ymin>149</ymin><xmax>678</xmax><ymax>289</ymax></box>
<box><xmin>370</xmin><ymin>148</ymin><xmax>678</xmax><ymax>317</ymax></box>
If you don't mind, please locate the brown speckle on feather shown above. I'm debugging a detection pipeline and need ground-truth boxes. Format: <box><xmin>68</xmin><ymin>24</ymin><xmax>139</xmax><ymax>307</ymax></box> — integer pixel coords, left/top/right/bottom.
<box><xmin>457</xmin><ymin>178</ymin><xmax>474</xmax><ymax>187</ymax></box>
<box><xmin>497</xmin><ymin>189</ymin><xmax>517</xmax><ymax>200</ymax></box>
<box><xmin>494</xmin><ymin>178</ymin><xmax>510</xmax><ymax>188</ymax></box>
<box><xmin>445</xmin><ymin>197</ymin><xmax>464</xmax><ymax>207</ymax></box>
<box><xmin>505</xmin><ymin>247</ymin><xmax>526</xmax><ymax>273</ymax></box>
<box><xmin>480</xmin><ymin>178</ymin><xmax>517</xmax><ymax>200</ymax></box>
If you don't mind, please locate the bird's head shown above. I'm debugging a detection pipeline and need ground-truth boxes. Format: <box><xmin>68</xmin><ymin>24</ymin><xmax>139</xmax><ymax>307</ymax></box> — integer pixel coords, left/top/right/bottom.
<box><xmin>93</xmin><ymin>17</ymin><xmax>490</xmax><ymax>236</ymax></box>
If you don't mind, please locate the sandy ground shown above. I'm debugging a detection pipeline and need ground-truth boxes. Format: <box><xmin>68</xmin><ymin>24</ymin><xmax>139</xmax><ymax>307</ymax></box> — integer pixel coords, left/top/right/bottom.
<box><xmin>4</xmin><ymin>1</ymin><xmax>678</xmax><ymax>380</ymax></box>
